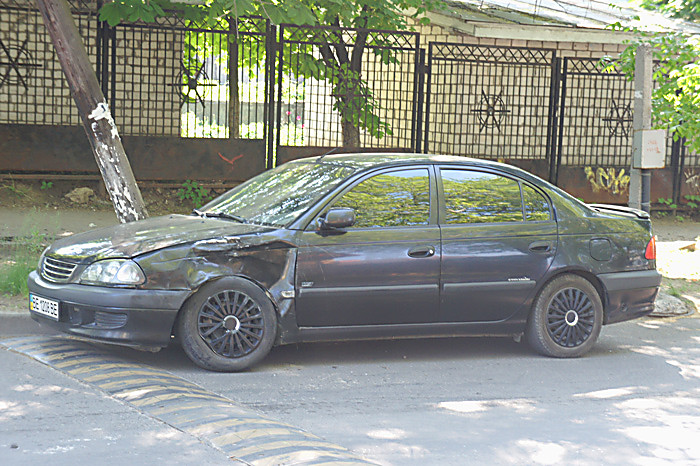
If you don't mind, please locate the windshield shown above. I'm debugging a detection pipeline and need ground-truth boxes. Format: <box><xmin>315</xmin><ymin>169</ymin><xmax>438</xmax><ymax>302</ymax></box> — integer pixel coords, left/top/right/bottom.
<box><xmin>199</xmin><ymin>161</ymin><xmax>357</xmax><ymax>227</ymax></box>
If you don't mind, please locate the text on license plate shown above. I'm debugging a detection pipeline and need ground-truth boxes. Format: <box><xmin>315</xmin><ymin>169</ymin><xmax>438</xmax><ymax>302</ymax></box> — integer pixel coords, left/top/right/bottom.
<box><xmin>30</xmin><ymin>294</ymin><xmax>60</xmax><ymax>321</ymax></box>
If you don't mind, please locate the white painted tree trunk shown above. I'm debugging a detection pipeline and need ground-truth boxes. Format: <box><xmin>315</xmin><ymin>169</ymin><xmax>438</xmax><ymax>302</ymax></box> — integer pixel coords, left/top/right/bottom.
<box><xmin>35</xmin><ymin>0</ymin><xmax>148</xmax><ymax>223</ymax></box>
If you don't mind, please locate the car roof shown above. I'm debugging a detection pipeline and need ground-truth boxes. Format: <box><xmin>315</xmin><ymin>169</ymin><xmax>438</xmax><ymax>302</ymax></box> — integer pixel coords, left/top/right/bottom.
<box><xmin>298</xmin><ymin>152</ymin><xmax>540</xmax><ymax>182</ymax></box>
<box><xmin>302</xmin><ymin>152</ymin><xmax>506</xmax><ymax>168</ymax></box>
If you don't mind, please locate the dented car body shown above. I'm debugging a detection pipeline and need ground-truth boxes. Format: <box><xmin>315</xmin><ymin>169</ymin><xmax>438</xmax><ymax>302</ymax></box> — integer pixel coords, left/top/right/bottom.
<box><xmin>28</xmin><ymin>154</ymin><xmax>662</xmax><ymax>371</ymax></box>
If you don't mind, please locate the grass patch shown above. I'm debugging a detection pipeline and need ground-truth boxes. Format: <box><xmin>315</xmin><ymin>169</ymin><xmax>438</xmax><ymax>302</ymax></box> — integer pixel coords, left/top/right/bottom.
<box><xmin>0</xmin><ymin>230</ymin><xmax>50</xmax><ymax>297</ymax></box>
<box><xmin>661</xmin><ymin>276</ymin><xmax>700</xmax><ymax>294</ymax></box>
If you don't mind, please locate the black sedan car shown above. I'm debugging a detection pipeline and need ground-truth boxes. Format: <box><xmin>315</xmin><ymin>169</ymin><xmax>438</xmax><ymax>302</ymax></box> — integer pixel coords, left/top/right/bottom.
<box><xmin>28</xmin><ymin>154</ymin><xmax>661</xmax><ymax>371</ymax></box>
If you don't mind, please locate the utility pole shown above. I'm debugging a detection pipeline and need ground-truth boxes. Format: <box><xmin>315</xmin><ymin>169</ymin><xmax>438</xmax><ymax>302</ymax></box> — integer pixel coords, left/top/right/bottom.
<box><xmin>629</xmin><ymin>45</ymin><xmax>653</xmax><ymax>212</ymax></box>
<box><xmin>35</xmin><ymin>0</ymin><xmax>148</xmax><ymax>223</ymax></box>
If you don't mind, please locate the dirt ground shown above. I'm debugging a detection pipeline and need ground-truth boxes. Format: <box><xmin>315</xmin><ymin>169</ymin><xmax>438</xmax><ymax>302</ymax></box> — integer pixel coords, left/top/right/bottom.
<box><xmin>0</xmin><ymin>178</ymin><xmax>221</xmax><ymax>217</ymax></box>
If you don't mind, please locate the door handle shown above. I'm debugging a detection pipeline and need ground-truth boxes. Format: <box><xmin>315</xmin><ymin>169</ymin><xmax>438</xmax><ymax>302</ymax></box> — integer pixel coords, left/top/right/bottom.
<box><xmin>529</xmin><ymin>241</ymin><xmax>553</xmax><ymax>253</ymax></box>
<box><xmin>408</xmin><ymin>245</ymin><xmax>436</xmax><ymax>258</ymax></box>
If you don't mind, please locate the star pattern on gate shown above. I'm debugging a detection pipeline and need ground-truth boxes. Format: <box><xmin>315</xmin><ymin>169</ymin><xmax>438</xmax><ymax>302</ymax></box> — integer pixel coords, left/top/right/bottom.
<box><xmin>602</xmin><ymin>99</ymin><xmax>633</xmax><ymax>138</ymax></box>
<box><xmin>0</xmin><ymin>38</ymin><xmax>42</xmax><ymax>91</ymax></box>
<box><xmin>167</xmin><ymin>62</ymin><xmax>216</xmax><ymax>107</ymax></box>
<box><xmin>471</xmin><ymin>90</ymin><xmax>510</xmax><ymax>132</ymax></box>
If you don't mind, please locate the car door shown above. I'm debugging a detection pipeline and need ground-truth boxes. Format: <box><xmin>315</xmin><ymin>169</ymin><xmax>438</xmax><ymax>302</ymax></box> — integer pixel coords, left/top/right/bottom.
<box><xmin>438</xmin><ymin>167</ymin><xmax>557</xmax><ymax>323</ymax></box>
<box><xmin>295</xmin><ymin>166</ymin><xmax>440</xmax><ymax>327</ymax></box>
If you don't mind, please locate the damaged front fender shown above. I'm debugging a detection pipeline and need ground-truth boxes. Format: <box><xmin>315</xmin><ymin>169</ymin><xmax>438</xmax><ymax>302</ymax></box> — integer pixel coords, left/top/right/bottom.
<box><xmin>134</xmin><ymin>233</ymin><xmax>299</xmax><ymax>331</ymax></box>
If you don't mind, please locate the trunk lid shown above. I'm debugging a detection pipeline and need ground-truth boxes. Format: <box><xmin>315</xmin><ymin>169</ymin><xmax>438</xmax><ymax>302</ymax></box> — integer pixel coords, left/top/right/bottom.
<box><xmin>588</xmin><ymin>204</ymin><xmax>652</xmax><ymax>232</ymax></box>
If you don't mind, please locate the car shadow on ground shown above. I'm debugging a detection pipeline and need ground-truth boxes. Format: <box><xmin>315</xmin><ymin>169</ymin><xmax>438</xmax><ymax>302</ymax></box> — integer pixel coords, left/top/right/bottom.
<box><xmin>9</xmin><ymin>321</ymin><xmax>643</xmax><ymax>372</ymax></box>
<box><xmin>106</xmin><ymin>334</ymin><xmax>628</xmax><ymax>373</ymax></box>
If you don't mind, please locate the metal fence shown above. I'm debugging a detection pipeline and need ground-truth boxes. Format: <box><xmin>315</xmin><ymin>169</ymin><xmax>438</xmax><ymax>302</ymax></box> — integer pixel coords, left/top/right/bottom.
<box><xmin>276</xmin><ymin>24</ymin><xmax>421</xmax><ymax>150</ymax></box>
<box><xmin>557</xmin><ymin>58</ymin><xmax>636</xmax><ymax>168</ymax></box>
<box><xmin>424</xmin><ymin>43</ymin><xmax>557</xmax><ymax>164</ymax></box>
<box><xmin>1</xmin><ymin>2</ymin><xmax>698</xmax><ymax>198</ymax></box>
<box><xmin>106</xmin><ymin>15</ymin><xmax>271</xmax><ymax>140</ymax></box>
<box><xmin>0</xmin><ymin>0</ymin><xmax>97</xmax><ymax>126</ymax></box>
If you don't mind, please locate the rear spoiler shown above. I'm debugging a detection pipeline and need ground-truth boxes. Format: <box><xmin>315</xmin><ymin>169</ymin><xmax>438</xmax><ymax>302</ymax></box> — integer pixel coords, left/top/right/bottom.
<box><xmin>588</xmin><ymin>204</ymin><xmax>650</xmax><ymax>220</ymax></box>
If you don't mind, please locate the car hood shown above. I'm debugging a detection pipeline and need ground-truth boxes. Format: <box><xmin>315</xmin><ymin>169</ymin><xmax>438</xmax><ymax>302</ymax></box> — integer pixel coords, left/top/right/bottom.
<box><xmin>47</xmin><ymin>214</ymin><xmax>275</xmax><ymax>263</ymax></box>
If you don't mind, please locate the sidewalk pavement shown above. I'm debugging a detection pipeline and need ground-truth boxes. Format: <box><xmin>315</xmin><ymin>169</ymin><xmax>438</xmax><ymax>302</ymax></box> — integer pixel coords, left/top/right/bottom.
<box><xmin>0</xmin><ymin>207</ymin><xmax>118</xmax><ymax>241</ymax></box>
<box><xmin>0</xmin><ymin>341</ymin><xmax>234</xmax><ymax>465</ymax></box>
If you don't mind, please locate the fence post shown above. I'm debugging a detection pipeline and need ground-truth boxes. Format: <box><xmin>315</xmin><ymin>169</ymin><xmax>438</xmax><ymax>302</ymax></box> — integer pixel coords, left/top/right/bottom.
<box><xmin>554</xmin><ymin>57</ymin><xmax>568</xmax><ymax>186</ymax></box>
<box><xmin>228</xmin><ymin>18</ymin><xmax>240</xmax><ymax>139</ymax></box>
<box><xmin>414</xmin><ymin>48</ymin><xmax>426</xmax><ymax>153</ymax></box>
<box><xmin>265</xmin><ymin>21</ymin><xmax>276</xmax><ymax>169</ymax></box>
<box><xmin>274</xmin><ymin>25</ymin><xmax>285</xmax><ymax>166</ymax></box>
<box><xmin>422</xmin><ymin>43</ymin><xmax>433</xmax><ymax>154</ymax></box>
<box><xmin>547</xmin><ymin>55</ymin><xmax>560</xmax><ymax>183</ymax></box>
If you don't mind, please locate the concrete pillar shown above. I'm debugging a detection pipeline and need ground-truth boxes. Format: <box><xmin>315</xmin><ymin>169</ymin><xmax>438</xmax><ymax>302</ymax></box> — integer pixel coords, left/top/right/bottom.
<box><xmin>629</xmin><ymin>45</ymin><xmax>653</xmax><ymax>210</ymax></box>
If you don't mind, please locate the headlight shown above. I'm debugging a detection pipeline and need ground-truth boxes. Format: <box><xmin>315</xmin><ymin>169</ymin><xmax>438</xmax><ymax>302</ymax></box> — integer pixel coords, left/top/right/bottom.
<box><xmin>79</xmin><ymin>259</ymin><xmax>145</xmax><ymax>287</ymax></box>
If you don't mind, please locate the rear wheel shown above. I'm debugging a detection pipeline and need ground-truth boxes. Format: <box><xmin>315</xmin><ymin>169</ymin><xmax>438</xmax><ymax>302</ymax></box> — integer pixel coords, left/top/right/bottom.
<box><xmin>527</xmin><ymin>275</ymin><xmax>603</xmax><ymax>358</ymax></box>
<box><xmin>178</xmin><ymin>277</ymin><xmax>277</xmax><ymax>371</ymax></box>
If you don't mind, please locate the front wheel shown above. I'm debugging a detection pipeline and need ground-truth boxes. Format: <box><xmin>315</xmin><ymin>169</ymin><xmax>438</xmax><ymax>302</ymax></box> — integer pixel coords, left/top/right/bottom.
<box><xmin>526</xmin><ymin>275</ymin><xmax>603</xmax><ymax>358</ymax></box>
<box><xmin>178</xmin><ymin>277</ymin><xmax>277</xmax><ymax>371</ymax></box>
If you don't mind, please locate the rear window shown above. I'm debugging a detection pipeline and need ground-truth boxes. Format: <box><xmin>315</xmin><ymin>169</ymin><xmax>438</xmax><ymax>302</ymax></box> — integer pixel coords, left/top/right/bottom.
<box><xmin>441</xmin><ymin>170</ymin><xmax>523</xmax><ymax>224</ymax></box>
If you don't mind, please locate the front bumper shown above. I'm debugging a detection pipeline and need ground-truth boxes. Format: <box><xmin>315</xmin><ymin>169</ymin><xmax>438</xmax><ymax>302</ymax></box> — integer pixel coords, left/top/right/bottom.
<box><xmin>27</xmin><ymin>270</ymin><xmax>190</xmax><ymax>348</ymax></box>
<box><xmin>598</xmin><ymin>269</ymin><xmax>663</xmax><ymax>325</ymax></box>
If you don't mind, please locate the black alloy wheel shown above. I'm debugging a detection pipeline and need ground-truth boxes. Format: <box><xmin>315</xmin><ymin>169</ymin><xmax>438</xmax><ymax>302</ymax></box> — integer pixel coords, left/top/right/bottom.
<box><xmin>527</xmin><ymin>274</ymin><xmax>603</xmax><ymax>358</ymax></box>
<box><xmin>545</xmin><ymin>287</ymin><xmax>595</xmax><ymax>348</ymax></box>
<box><xmin>197</xmin><ymin>290</ymin><xmax>264</xmax><ymax>358</ymax></box>
<box><xmin>178</xmin><ymin>277</ymin><xmax>277</xmax><ymax>371</ymax></box>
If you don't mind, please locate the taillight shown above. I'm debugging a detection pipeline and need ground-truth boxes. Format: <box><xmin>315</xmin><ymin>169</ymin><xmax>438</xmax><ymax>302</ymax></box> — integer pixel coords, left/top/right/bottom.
<box><xmin>645</xmin><ymin>236</ymin><xmax>656</xmax><ymax>260</ymax></box>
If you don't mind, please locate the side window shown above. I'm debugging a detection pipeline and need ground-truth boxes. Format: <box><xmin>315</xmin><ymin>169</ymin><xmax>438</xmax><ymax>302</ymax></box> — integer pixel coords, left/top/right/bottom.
<box><xmin>523</xmin><ymin>184</ymin><xmax>550</xmax><ymax>221</ymax></box>
<box><xmin>441</xmin><ymin>169</ymin><xmax>523</xmax><ymax>224</ymax></box>
<box><xmin>332</xmin><ymin>169</ymin><xmax>430</xmax><ymax>228</ymax></box>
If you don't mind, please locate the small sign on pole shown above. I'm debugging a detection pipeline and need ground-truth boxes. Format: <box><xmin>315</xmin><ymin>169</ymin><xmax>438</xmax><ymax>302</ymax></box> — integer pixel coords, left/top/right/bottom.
<box><xmin>632</xmin><ymin>129</ymin><xmax>666</xmax><ymax>169</ymax></box>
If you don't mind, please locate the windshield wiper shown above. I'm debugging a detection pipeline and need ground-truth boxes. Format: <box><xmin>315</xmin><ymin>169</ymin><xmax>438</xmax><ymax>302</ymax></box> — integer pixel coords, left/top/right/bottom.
<box><xmin>193</xmin><ymin>209</ymin><xmax>247</xmax><ymax>223</ymax></box>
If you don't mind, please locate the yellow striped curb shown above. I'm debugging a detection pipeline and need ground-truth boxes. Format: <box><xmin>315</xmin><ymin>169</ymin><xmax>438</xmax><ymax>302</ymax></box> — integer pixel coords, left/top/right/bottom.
<box><xmin>1</xmin><ymin>336</ymin><xmax>373</xmax><ymax>465</ymax></box>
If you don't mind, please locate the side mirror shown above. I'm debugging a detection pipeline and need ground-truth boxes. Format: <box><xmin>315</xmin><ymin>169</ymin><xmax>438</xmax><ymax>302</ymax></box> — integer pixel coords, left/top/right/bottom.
<box><xmin>320</xmin><ymin>208</ymin><xmax>356</xmax><ymax>230</ymax></box>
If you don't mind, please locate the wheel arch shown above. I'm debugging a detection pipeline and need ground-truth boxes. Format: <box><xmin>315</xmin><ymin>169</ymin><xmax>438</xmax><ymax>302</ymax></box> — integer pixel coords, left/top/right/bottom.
<box><xmin>171</xmin><ymin>274</ymin><xmax>281</xmax><ymax>338</ymax></box>
<box><xmin>532</xmin><ymin>268</ymin><xmax>608</xmax><ymax>320</ymax></box>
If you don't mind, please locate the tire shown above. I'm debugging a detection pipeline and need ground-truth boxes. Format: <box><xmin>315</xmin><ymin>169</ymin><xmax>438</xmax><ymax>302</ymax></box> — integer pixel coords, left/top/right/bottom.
<box><xmin>177</xmin><ymin>277</ymin><xmax>277</xmax><ymax>371</ymax></box>
<box><xmin>526</xmin><ymin>274</ymin><xmax>603</xmax><ymax>358</ymax></box>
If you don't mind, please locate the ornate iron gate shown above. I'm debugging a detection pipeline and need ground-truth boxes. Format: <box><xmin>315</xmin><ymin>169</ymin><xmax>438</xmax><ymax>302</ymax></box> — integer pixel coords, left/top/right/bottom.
<box><xmin>422</xmin><ymin>45</ymin><xmax>697</xmax><ymax>205</ymax></box>
<box><xmin>0</xmin><ymin>1</ymin><xmax>274</xmax><ymax>182</ymax></box>
<box><xmin>423</xmin><ymin>43</ymin><xmax>558</xmax><ymax>180</ymax></box>
<box><xmin>274</xmin><ymin>24</ymin><xmax>421</xmax><ymax>165</ymax></box>
<box><xmin>0</xmin><ymin>0</ymin><xmax>96</xmax><ymax>127</ymax></box>
<box><xmin>2</xmin><ymin>2</ymin><xmax>698</xmax><ymax>202</ymax></box>
<box><xmin>553</xmin><ymin>57</ymin><xmax>698</xmax><ymax>204</ymax></box>
<box><xmin>100</xmin><ymin>15</ymin><xmax>274</xmax><ymax>179</ymax></box>
<box><xmin>553</xmin><ymin>57</ymin><xmax>638</xmax><ymax>202</ymax></box>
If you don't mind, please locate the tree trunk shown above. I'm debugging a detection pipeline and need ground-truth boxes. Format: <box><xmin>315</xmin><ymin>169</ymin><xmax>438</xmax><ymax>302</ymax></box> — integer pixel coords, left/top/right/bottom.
<box><xmin>341</xmin><ymin>121</ymin><xmax>360</xmax><ymax>148</ymax></box>
<box><xmin>340</xmin><ymin>31</ymin><xmax>368</xmax><ymax>149</ymax></box>
<box><xmin>319</xmin><ymin>29</ymin><xmax>368</xmax><ymax>149</ymax></box>
<box><xmin>35</xmin><ymin>0</ymin><xmax>148</xmax><ymax>223</ymax></box>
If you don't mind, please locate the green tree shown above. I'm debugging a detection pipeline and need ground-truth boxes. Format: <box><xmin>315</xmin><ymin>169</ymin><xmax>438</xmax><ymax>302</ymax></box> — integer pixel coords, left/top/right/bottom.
<box><xmin>99</xmin><ymin>0</ymin><xmax>443</xmax><ymax>147</ymax></box>
<box><xmin>639</xmin><ymin>0</ymin><xmax>699</xmax><ymax>20</ymax></box>
<box><xmin>606</xmin><ymin>0</ymin><xmax>699</xmax><ymax>153</ymax></box>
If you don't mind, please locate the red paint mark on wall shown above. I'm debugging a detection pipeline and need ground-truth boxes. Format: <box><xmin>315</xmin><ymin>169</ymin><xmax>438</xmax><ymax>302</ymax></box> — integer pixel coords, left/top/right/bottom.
<box><xmin>218</xmin><ymin>152</ymin><xmax>244</xmax><ymax>166</ymax></box>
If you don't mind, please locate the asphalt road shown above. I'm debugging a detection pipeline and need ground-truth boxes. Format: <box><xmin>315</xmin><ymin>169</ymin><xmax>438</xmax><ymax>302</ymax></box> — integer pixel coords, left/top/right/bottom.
<box><xmin>2</xmin><ymin>311</ymin><xmax>699</xmax><ymax>465</ymax></box>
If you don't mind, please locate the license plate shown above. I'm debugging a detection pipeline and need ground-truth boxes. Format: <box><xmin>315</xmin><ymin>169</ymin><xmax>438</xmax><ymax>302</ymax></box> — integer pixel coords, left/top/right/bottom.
<box><xmin>29</xmin><ymin>294</ymin><xmax>60</xmax><ymax>321</ymax></box>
